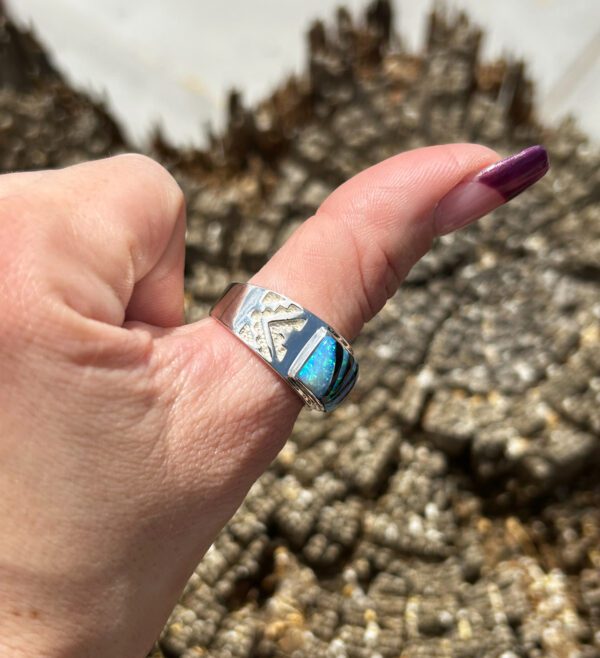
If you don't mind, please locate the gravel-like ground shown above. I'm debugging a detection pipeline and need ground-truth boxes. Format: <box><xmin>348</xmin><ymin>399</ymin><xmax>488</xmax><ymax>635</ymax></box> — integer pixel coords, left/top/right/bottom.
<box><xmin>0</xmin><ymin>2</ymin><xmax>598</xmax><ymax>656</ymax></box>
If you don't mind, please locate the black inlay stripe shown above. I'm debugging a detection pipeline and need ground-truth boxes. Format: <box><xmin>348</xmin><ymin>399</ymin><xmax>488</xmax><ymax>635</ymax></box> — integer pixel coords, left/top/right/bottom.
<box><xmin>326</xmin><ymin>352</ymin><xmax>352</xmax><ymax>400</ymax></box>
<box><xmin>324</xmin><ymin>340</ymin><xmax>345</xmax><ymax>398</ymax></box>
<box><xmin>325</xmin><ymin>358</ymin><xmax>357</xmax><ymax>403</ymax></box>
<box><xmin>324</xmin><ymin>368</ymin><xmax>357</xmax><ymax>407</ymax></box>
<box><xmin>342</xmin><ymin>360</ymin><xmax>358</xmax><ymax>391</ymax></box>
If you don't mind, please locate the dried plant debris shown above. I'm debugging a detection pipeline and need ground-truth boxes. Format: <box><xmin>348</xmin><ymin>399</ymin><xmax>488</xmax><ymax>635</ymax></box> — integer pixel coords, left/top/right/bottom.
<box><xmin>0</xmin><ymin>1</ymin><xmax>599</xmax><ymax>656</ymax></box>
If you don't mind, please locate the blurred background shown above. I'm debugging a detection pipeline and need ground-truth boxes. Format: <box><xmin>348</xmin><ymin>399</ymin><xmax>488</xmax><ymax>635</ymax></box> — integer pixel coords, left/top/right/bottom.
<box><xmin>1</xmin><ymin>2</ymin><xmax>599</xmax><ymax>657</ymax></box>
<box><xmin>7</xmin><ymin>0</ymin><xmax>600</xmax><ymax>146</ymax></box>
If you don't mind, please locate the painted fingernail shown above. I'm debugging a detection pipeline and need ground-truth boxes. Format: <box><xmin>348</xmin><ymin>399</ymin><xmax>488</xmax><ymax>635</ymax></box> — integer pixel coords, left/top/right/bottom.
<box><xmin>433</xmin><ymin>145</ymin><xmax>550</xmax><ymax>236</ymax></box>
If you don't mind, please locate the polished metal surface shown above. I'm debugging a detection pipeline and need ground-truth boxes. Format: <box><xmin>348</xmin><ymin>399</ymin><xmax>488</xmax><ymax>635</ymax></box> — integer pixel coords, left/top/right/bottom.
<box><xmin>209</xmin><ymin>283</ymin><xmax>358</xmax><ymax>412</ymax></box>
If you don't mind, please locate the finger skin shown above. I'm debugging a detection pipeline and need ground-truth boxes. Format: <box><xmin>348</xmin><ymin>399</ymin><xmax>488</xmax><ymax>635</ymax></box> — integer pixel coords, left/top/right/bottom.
<box><xmin>0</xmin><ymin>155</ymin><xmax>189</xmax><ymax>656</ymax></box>
<box><xmin>134</xmin><ymin>147</ymin><xmax>506</xmax><ymax>638</ymax></box>
<box><xmin>1</xmin><ymin>145</ymin><xmax>508</xmax><ymax>658</ymax></box>
<box><xmin>125</xmin><ymin>207</ymin><xmax>187</xmax><ymax>327</ymax></box>
<box><xmin>253</xmin><ymin>143</ymin><xmax>499</xmax><ymax>339</ymax></box>
<box><xmin>163</xmin><ymin>144</ymin><xmax>501</xmax><ymax>502</ymax></box>
<box><xmin>0</xmin><ymin>154</ymin><xmax>186</xmax><ymax>329</ymax></box>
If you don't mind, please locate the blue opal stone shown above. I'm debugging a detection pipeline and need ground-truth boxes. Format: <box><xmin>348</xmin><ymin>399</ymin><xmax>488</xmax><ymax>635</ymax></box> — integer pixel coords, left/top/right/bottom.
<box><xmin>297</xmin><ymin>334</ymin><xmax>337</xmax><ymax>398</ymax></box>
<box><xmin>295</xmin><ymin>331</ymin><xmax>358</xmax><ymax>411</ymax></box>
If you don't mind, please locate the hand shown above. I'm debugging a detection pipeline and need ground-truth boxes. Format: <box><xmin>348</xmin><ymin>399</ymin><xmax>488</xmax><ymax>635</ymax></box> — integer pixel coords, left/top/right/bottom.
<box><xmin>0</xmin><ymin>146</ymin><xmax>548</xmax><ymax>657</ymax></box>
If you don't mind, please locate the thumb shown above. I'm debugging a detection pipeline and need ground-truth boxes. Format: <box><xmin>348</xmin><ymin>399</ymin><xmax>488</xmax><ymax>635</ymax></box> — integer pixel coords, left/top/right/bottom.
<box><xmin>252</xmin><ymin>143</ymin><xmax>548</xmax><ymax>341</ymax></box>
<box><xmin>164</xmin><ymin>143</ymin><xmax>548</xmax><ymax>496</ymax></box>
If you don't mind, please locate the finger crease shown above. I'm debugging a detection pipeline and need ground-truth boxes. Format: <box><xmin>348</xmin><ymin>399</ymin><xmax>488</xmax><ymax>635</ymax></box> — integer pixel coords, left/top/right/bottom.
<box><xmin>344</xmin><ymin>219</ymin><xmax>378</xmax><ymax>325</ymax></box>
<box><xmin>379</xmin><ymin>240</ymin><xmax>402</xmax><ymax>299</ymax></box>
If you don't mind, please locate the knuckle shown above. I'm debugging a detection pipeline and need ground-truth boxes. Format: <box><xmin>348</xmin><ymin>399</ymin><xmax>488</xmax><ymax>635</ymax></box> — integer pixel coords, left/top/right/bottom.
<box><xmin>0</xmin><ymin>196</ymin><xmax>34</xmax><ymax>276</ymax></box>
<box><xmin>331</xmin><ymin>211</ymin><xmax>380</xmax><ymax>325</ymax></box>
<box><xmin>0</xmin><ymin>198</ymin><xmax>43</xmax><ymax>340</ymax></box>
<box><xmin>116</xmin><ymin>153</ymin><xmax>184</xmax><ymax>210</ymax></box>
<box><xmin>115</xmin><ymin>152</ymin><xmax>163</xmax><ymax>174</ymax></box>
<box><xmin>334</xmin><ymin>209</ymin><xmax>400</xmax><ymax>326</ymax></box>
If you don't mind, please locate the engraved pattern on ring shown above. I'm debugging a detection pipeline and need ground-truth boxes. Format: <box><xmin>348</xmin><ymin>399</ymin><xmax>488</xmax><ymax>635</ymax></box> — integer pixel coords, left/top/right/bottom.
<box><xmin>210</xmin><ymin>283</ymin><xmax>358</xmax><ymax>412</ymax></box>
<box><xmin>237</xmin><ymin>290</ymin><xmax>307</xmax><ymax>363</ymax></box>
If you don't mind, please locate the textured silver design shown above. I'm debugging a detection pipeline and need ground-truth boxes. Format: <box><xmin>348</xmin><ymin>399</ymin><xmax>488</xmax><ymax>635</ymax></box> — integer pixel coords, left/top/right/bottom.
<box><xmin>237</xmin><ymin>291</ymin><xmax>307</xmax><ymax>363</ymax></box>
<box><xmin>209</xmin><ymin>283</ymin><xmax>358</xmax><ymax>412</ymax></box>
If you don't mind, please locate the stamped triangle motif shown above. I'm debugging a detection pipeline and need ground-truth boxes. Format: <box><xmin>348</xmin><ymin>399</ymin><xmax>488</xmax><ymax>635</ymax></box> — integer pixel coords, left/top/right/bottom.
<box><xmin>238</xmin><ymin>291</ymin><xmax>307</xmax><ymax>363</ymax></box>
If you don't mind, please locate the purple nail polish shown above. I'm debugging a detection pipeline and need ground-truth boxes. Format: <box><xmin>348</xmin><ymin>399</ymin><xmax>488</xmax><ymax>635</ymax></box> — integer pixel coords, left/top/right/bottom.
<box><xmin>433</xmin><ymin>145</ymin><xmax>550</xmax><ymax>236</ymax></box>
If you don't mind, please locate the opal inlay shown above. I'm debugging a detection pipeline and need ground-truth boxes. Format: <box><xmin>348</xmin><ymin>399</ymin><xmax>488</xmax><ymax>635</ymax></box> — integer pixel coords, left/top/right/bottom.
<box><xmin>295</xmin><ymin>331</ymin><xmax>358</xmax><ymax>411</ymax></box>
<box><xmin>297</xmin><ymin>334</ymin><xmax>337</xmax><ymax>398</ymax></box>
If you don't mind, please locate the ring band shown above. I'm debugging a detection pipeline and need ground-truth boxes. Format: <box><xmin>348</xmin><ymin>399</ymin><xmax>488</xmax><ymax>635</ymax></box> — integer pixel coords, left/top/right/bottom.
<box><xmin>209</xmin><ymin>283</ymin><xmax>358</xmax><ymax>412</ymax></box>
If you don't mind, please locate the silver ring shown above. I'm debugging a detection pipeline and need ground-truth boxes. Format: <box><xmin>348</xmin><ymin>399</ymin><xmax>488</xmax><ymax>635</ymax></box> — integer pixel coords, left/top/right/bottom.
<box><xmin>209</xmin><ymin>283</ymin><xmax>358</xmax><ymax>412</ymax></box>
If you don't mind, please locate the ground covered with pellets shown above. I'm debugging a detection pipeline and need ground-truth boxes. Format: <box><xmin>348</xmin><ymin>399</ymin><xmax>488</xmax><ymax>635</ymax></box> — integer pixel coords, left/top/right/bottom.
<box><xmin>0</xmin><ymin>2</ymin><xmax>598</xmax><ymax>656</ymax></box>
